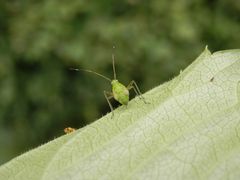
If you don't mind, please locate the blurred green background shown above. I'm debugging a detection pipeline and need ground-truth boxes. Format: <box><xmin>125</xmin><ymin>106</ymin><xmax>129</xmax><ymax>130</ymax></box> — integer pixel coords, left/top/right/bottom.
<box><xmin>0</xmin><ymin>0</ymin><xmax>239</xmax><ymax>165</ymax></box>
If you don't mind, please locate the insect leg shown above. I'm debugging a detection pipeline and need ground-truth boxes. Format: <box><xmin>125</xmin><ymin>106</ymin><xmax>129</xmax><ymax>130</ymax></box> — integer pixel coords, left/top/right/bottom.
<box><xmin>104</xmin><ymin>91</ymin><xmax>115</xmax><ymax>118</ymax></box>
<box><xmin>127</xmin><ymin>80</ymin><xmax>148</xmax><ymax>104</ymax></box>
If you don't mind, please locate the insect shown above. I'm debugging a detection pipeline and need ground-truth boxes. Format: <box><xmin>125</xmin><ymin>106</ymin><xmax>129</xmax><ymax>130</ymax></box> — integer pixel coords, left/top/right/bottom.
<box><xmin>64</xmin><ymin>127</ymin><xmax>76</xmax><ymax>134</ymax></box>
<box><xmin>70</xmin><ymin>47</ymin><xmax>147</xmax><ymax>118</ymax></box>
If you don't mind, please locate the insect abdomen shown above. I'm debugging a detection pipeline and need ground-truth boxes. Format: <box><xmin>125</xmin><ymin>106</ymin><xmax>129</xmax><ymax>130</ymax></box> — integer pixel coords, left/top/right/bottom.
<box><xmin>112</xmin><ymin>80</ymin><xmax>129</xmax><ymax>105</ymax></box>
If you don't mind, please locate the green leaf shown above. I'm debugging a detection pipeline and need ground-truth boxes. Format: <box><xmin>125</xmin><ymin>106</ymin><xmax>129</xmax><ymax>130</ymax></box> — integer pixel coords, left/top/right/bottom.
<box><xmin>1</xmin><ymin>48</ymin><xmax>240</xmax><ymax>180</ymax></box>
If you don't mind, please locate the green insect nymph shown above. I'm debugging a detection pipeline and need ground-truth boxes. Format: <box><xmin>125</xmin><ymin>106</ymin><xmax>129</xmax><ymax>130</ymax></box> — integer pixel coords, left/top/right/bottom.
<box><xmin>111</xmin><ymin>79</ymin><xmax>129</xmax><ymax>105</ymax></box>
<box><xmin>71</xmin><ymin>47</ymin><xmax>147</xmax><ymax>118</ymax></box>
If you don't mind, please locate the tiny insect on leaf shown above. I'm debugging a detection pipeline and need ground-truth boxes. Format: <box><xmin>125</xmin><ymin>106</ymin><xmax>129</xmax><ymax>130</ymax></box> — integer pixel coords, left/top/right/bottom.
<box><xmin>64</xmin><ymin>127</ymin><xmax>76</xmax><ymax>134</ymax></box>
<box><xmin>70</xmin><ymin>46</ymin><xmax>148</xmax><ymax>118</ymax></box>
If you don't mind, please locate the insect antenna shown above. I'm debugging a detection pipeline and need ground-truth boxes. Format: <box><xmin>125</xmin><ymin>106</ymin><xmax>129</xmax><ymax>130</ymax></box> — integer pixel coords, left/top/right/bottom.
<box><xmin>112</xmin><ymin>46</ymin><xmax>117</xmax><ymax>80</ymax></box>
<box><xmin>69</xmin><ymin>68</ymin><xmax>111</xmax><ymax>82</ymax></box>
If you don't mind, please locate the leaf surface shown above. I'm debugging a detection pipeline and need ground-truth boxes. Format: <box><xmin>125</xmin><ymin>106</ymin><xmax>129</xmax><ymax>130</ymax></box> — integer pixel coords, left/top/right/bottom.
<box><xmin>1</xmin><ymin>48</ymin><xmax>240</xmax><ymax>180</ymax></box>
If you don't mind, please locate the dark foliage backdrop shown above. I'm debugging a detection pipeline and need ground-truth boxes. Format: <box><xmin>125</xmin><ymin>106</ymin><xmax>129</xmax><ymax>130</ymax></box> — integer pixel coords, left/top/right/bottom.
<box><xmin>0</xmin><ymin>0</ymin><xmax>239</xmax><ymax>164</ymax></box>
